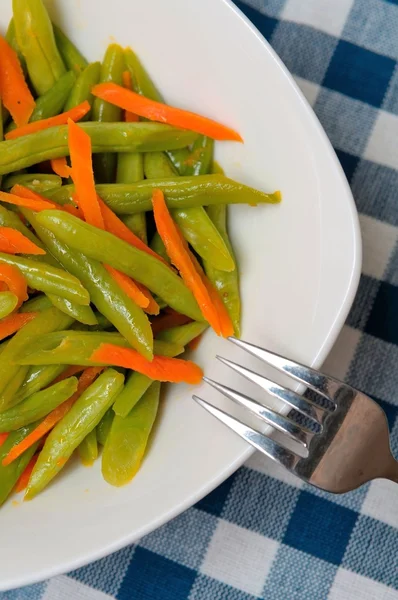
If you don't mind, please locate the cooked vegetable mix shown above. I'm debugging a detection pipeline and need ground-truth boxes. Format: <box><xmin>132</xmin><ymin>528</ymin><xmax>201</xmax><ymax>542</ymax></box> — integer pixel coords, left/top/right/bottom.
<box><xmin>0</xmin><ymin>0</ymin><xmax>281</xmax><ymax>503</ymax></box>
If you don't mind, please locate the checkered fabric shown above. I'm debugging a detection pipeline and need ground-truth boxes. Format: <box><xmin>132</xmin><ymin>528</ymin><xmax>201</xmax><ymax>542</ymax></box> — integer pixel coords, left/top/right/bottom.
<box><xmin>4</xmin><ymin>0</ymin><xmax>398</xmax><ymax>598</ymax></box>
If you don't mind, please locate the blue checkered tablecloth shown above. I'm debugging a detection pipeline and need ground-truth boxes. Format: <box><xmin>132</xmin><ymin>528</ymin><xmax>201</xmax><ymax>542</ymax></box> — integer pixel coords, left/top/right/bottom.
<box><xmin>4</xmin><ymin>0</ymin><xmax>398</xmax><ymax>598</ymax></box>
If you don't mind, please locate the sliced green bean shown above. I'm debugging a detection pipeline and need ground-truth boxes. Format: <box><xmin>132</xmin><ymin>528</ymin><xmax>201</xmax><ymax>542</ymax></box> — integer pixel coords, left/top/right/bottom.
<box><xmin>13</xmin><ymin>364</ymin><xmax>66</xmax><ymax>406</ymax></box>
<box><xmin>124</xmin><ymin>48</ymin><xmax>163</xmax><ymax>103</ymax></box>
<box><xmin>64</xmin><ymin>62</ymin><xmax>101</xmax><ymax>116</ymax></box>
<box><xmin>156</xmin><ymin>321</ymin><xmax>209</xmax><ymax>345</ymax></box>
<box><xmin>0</xmin><ymin>122</ymin><xmax>198</xmax><ymax>176</ymax></box>
<box><xmin>46</xmin><ymin>294</ymin><xmax>98</xmax><ymax>326</ymax></box>
<box><xmin>26</xmin><ymin>369</ymin><xmax>125</xmax><ymax>499</ymax></box>
<box><xmin>36</xmin><ymin>210</ymin><xmax>203</xmax><ymax>321</ymax></box>
<box><xmin>48</xmin><ymin>174</ymin><xmax>281</xmax><ymax>213</ymax></box>
<box><xmin>78</xmin><ymin>428</ymin><xmax>98</xmax><ymax>466</ymax></box>
<box><xmin>0</xmin><ymin>377</ymin><xmax>78</xmax><ymax>432</ymax></box>
<box><xmin>103</xmin><ymin>381</ymin><xmax>160</xmax><ymax>486</ymax></box>
<box><xmin>0</xmin><ymin>292</ymin><xmax>18</xmax><ymax>319</ymax></box>
<box><xmin>53</xmin><ymin>24</ymin><xmax>88</xmax><ymax>74</ymax></box>
<box><xmin>13</xmin><ymin>0</ymin><xmax>66</xmax><ymax>95</ymax></box>
<box><xmin>0</xmin><ymin>253</ymin><xmax>90</xmax><ymax>305</ymax></box>
<box><xmin>96</xmin><ymin>408</ymin><xmax>114</xmax><ymax>446</ymax></box>
<box><xmin>2</xmin><ymin>173</ymin><xmax>62</xmax><ymax>194</ymax></box>
<box><xmin>92</xmin><ymin>44</ymin><xmax>124</xmax><ymax>183</ymax></box>
<box><xmin>0</xmin><ymin>424</ymin><xmax>39</xmax><ymax>505</ymax></box>
<box><xmin>16</xmin><ymin>331</ymin><xmax>183</xmax><ymax>366</ymax></box>
<box><xmin>117</xmin><ymin>154</ymin><xmax>146</xmax><ymax>243</ymax></box>
<box><xmin>149</xmin><ymin>232</ymin><xmax>170</xmax><ymax>264</ymax></box>
<box><xmin>6</xmin><ymin>18</ymin><xmax>26</xmax><ymax>73</ymax></box>
<box><xmin>1</xmin><ymin>366</ymin><xmax>30</xmax><ymax>412</ymax></box>
<box><xmin>20</xmin><ymin>294</ymin><xmax>52</xmax><ymax>313</ymax></box>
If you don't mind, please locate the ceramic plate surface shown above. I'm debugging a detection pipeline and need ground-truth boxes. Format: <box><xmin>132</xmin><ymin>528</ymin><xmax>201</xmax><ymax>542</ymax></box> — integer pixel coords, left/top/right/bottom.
<box><xmin>0</xmin><ymin>0</ymin><xmax>361</xmax><ymax>589</ymax></box>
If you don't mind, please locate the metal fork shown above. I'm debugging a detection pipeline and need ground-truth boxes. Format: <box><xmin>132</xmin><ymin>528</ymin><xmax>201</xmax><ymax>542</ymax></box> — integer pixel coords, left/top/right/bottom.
<box><xmin>193</xmin><ymin>337</ymin><xmax>398</xmax><ymax>493</ymax></box>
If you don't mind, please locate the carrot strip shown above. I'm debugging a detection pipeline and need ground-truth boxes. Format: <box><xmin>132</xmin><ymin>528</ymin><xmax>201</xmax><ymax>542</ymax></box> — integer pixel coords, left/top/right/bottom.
<box><xmin>49</xmin><ymin>365</ymin><xmax>85</xmax><ymax>386</ymax></box>
<box><xmin>122</xmin><ymin>70</ymin><xmax>139</xmax><ymax>122</ymax></box>
<box><xmin>51</xmin><ymin>157</ymin><xmax>72</xmax><ymax>178</ymax></box>
<box><xmin>187</xmin><ymin>334</ymin><xmax>203</xmax><ymax>351</ymax></box>
<box><xmin>2</xmin><ymin>367</ymin><xmax>104</xmax><ymax>466</ymax></box>
<box><xmin>0</xmin><ymin>263</ymin><xmax>28</xmax><ymax>308</ymax></box>
<box><xmin>135</xmin><ymin>282</ymin><xmax>160</xmax><ymax>315</ymax></box>
<box><xmin>92</xmin><ymin>83</ymin><xmax>243</xmax><ymax>142</ymax></box>
<box><xmin>90</xmin><ymin>344</ymin><xmax>203</xmax><ymax>384</ymax></box>
<box><xmin>0</xmin><ymin>227</ymin><xmax>46</xmax><ymax>256</ymax></box>
<box><xmin>104</xmin><ymin>265</ymin><xmax>149</xmax><ymax>309</ymax></box>
<box><xmin>0</xmin><ymin>433</ymin><xmax>9</xmax><ymax>448</ymax></box>
<box><xmin>6</xmin><ymin>185</ymin><xmax>81</xmax><ymax>219</ymax></box>
<box><xmin>68</xmin><ymin>119</ymin><xmax>104</xmax><ymax>229</ymax></box>
<box><xmin>15</xmin><ymin>455</ymin><xmax>38</xmax><ymax>493</ymax></box>
<box><xmin>5</xmin><ymin>101</ymin><xmax>91</xmax><ymax>140</ymax></box>
<box><xmin>0</xmin><ymin>312</ymin><xmax>37</xmax><ymax>342</ymax></box>
<box><xmin>151</xmin><ymin>309</ymin><xmax>192</xmax><ymax>336</ymax></box>
<box><xmin>0</xmin><ymin>36</ymin><xmax>35</xmax><ymax>127</ymax></box>
<box><xmin>152</xmin><ymin>188</ymin><xmax>222</xmax><ymax>334</ymax></box>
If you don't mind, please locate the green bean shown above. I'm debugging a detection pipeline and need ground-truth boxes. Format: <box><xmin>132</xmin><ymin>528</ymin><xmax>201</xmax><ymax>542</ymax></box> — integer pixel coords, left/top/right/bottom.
<box><xmin>36</xmin><ymin>210</ymin><xmax>203</xmax><ymax>321</ymax></box>
<box><xmin>149</xmin><ymin>232</ymin><xmax>170</xmax><ymax>264</ymax></box>
<box><xmin>0</xmin><ymin>307</ymin><xmax>73</xmax><ymax>408</ymax></box>
<box><xmin>46</xmin><ymin>294</ymin><xmax>98</xmax><ymax>326</ymax></box>
<box><xmin>0</xmin><ymin>122</ymin><xmax>198</xmax><ymax>176</ymax></box>
<box><xmin>2</xmin><ymin>173</ymin><xmax>62</xmax><ymax>194</ymax></box>
<box><xmin>0</xmin><ymin>377</ymin><xmax>78</xmax><ymax>432</ymax></box>
<box><xmin>26</xmin><ymin>369</ymin><xmax>125</xmax><ymax>499</ymax></box>
<box><xmin>16</xmin><ymin>331</ymin><xmax>183</xmax><ymax>366</ymax></box>
<box><xmin>5</xmin><ymin>18</ymin><xmax>26</xmax><ymax>73</ymax></box>
<box><xmin>13</xmin><ymin>0</ymin><xmax>66</xmax><ymax>95</ymax></box>
<box><xmin>96</xmin><ymin>408</ymin><xmax>114</xmax><ymax>446</ymax></box>
<box><xmin>0</xmin><ymin>424</ymin><xmax>39</xmax><ymax>506</ymax></box>
<box><xmin>64</xmin><ymin>62</ymin><xmax>101</xmax><ymax>116</ymax></box>
<box><xmin>78</xmin><ymin>429</ymin><xmax>98</xmax><ymax>465</ymax></box>
<box><xmin>113</xmin><ymin>322</ymin><xmax>206</xmax><ymax>417</ymax></box>
<box><xmin>13</xmin><ymin>364</ymin><xmax>66</xmax><ymax>406</ymax></box>
<box><xmin>0</xmin><ymin>205</ymin><xmax>49</xmax><ymax>252</ymax></box>
<box><xmin>19</xmin><ymin>294</ymin><xmax>52</xmax><ymax>313</ymax></box>
<box><xmin>124</xmin><ymin>48</ymin><xmax>163</xmax><ymax>103</ymax></box>
<box><xmin>103</xmin><ymin>381</ymin><xmax>160</xmax><ymax>486</ymax></box>
<box><xmin>1</xmin><ymin>367</ymin><xmax>30</xmax><ymax>412</ymax></box>
<box><xmin>0</xmin><ymin>253</ymin><xmax>90</xmax><ymax>305</ymax></box>
<box><xmin>0</xmin><ymin>292</ymin><xmax>18</xmax><ymax>319</ymax></box>
<box><xmin>92</xmin><ymin>44</ymin><xmax>124</xmax><ymax>183</ymax></box>
<box><xmin>52</xmin><ymin>24</ymin><xmax>88</xmax><ymax>74</ymax></box>
<box><xmin>144</xmin><ymin>151</ymin><xmax>234</xmax><ymax>271</ymax></box>
<box><xmin>117</xmin><ymin>154</ymin><xmax>146</xmax><ymax>243</ymax></box>
<box><xmin>168</xmin><ymin>136</ymin><xmax>214</xmax><ymax>177</ymax></box>
<box><xmin>72</xmin><ymin>312</ymin><xmax>112</xmax><ymax>332</ymax></box>
<box><xmin>24</xmin><ymin>210</ymin><xmax>155</xmax><ymax>359</ymax></box>
<box><xmin>48</xmin><ymin>174</ymin><xmax>281</xmax><ymax>213</ymax></box>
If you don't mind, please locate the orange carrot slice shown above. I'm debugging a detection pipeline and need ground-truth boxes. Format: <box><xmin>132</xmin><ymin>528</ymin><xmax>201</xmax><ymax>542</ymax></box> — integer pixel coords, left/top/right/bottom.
<box><xmin>0</xmin><ymin>36</ymin><xmax>35</xmax><ymax>127</ymax></box>
<box><xmin>152</xmin><ymin>188</ymin><xmax>222</xmax><ymax>334</ymax></box>
<box><xmin>104</xmin><ymin>265</ymin><xmax>150</xmax><ymax>309</ymax></box>
<box><xmin>122</xmin><ymin>70</ymin><xmax>139</xmax><ymax>122</ymax></box>
<box><xmin>0</xmin><ymin>227</ymin><xmax>46</xmax><ymax>256</ymax></box>
<box><xmin>51</xmin><ymin>157</ymin><xmax>72</xmax><ymax>178</ymax></box>
<box><xmin>5</xmin><ymin>101</ymin><xmax>91</xmax><ymax>140</ymax></box>
<box><xmin>135</xmin><ymin>281</ymin><xmax>160</xmax><ymax>315</ymax></box>
<box><xmin>49</xmin><ymin>365</ymin><xmax>86</xmax><ymax>386</ymax></box>
<box><xmin>187</xmin><ymin>334</ymin><xmax>203</xmax><ymax>351</ymax></box>
<box><xmin>0</xmin><ymin>312</ymin><xmax>37</xmax><ymax>342</ymax></box>
<box><xmin>68</xmin><ymin>119</ymin><xmax>104</xmax><ymax>229</ymax></box>
<box><xmin>2</xmin><ymin>367</ymin><xmax>104</xmax><ymax>466</ymax></box>
<box><xmin>0</xmin><ymin>263</ymin><xmax>28</xmax><ymax>308</ymax></box>
<box><xmin>0</xmin><ymin>432</ymin><xmax>9</xmax><ymax>448</ymax></box>
<box><xmin>15</xmin><ymin>455</ymin><xmax>38</xmax><ymax>493</ymax></box>
<box><xmin>90</xmin><ymin>344</ymin><xmax>203</xmax><ymax>384</ymax></box>
<box><xmin>151</xmin><ymin>309</ymin><xmax>192</xmax><ymax>336</ymax></box>
<box><xmin>8</xmin><ymin>185</ymin><xmax>81</xmax><ymax>219</ymax></box>
<box><xmin>92</xmin><ymin>83</ymin><xmax>243</xmax><ymax>142</ymax></box>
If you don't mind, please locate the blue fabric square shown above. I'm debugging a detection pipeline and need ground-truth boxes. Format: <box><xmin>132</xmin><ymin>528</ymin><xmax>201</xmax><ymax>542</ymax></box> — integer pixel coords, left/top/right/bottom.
<box><xmin>370</xmin><ymin>395</ymin><xmax>398</xmax><ymax>431</ymax></box>
<box><xmin>384</xmin><ymin>240</ymin><xmax>398</xmax><ymax>286</ymax></box>
<box><xmin>342</xmin><ymin>0</ymin><xmax>398</xmax><ymax>61</ymax></box>
<box><xmin>139</xmin><ymin>507</ymin><xmax>217</xmax><ymax>570</ymax></box>
<box><xmin>313</xmin><ymin>89</ymin><xmax>377</xmax><ymax>155</ymax></box>
<box><xmin>346</xmin><ymin>275</ymin><xmax>381</xmax><ymax>331</ymax></box>
<box><xmin>190</xmin><ymin>575</ymin><xmax>258</xmax><ymax>600</ymax></box>
<box><xmin>271</xmin><ymin>22</ymin><xmax>337</xmax><ymax>84</ymax></box>
<box><xmin>342</xmin><ymin>516</ymin><xmax>398</xmax><ymax>587</ymax></box>
<box><xmin>233</xmin><ymin>0</ymin><xmax>278</xmax><ymax>40</ymax></box>
<box><xmin>196</xmin><ymin>472</ymin><xmax>237</xmax><ymax>517</ymax></box>
<box><xmin>234</xmin><ymin>0</ymin><xmax>286</xmax><ymax>19</ymax></box>
<box><xmin>283</xmin><ymin>491</ymin><xmax>358</xmax><ymax>565</ymax></box>
<box><xmin>117</xmin><ymin>547</ymin><xmax>196</xmax><ymax>600</ymax></box>
<box><xmin>303</xmin><ymin>480</ymin><xmax>369</xmax><ymax>513</ymax></box>
<box><xmin>351</xmin><ymin>159</ymin><xmax>398</xmax><ymax>226</ymax></box>
<box><xmin>335</xmin><ymin>149</ymin><xmax>360</xmax><ymax>182</ymax></box>
<box><xmin>383</xmin><ymin>64</ymin><xmax>398</xmax><ymax>115</ymax></box>
<box><xmin>0</xmin><ymin>583</ymin><xmax>46</xmax><ymax>600</ymax></box>
<box><xmin>323</xmin><ymin>40</ymin><xmax>395</xmax><ymax>107</ymax></box>
<box><xmin>71</xmin><ymin>545</ymin><xmax>135</xmax><ymax>596</ymax></box>
<box><xmin>365</xmin><ymin>281</ymin><xmax>398</xmax><ymax>344</ymax></box>
<box><xmin>221</xmin><ymin>468</ymin><xmax>300</xmax><ymax>540</ymax></box>
<box><xmin>262</xmin><ymin>545</ymin><xmax>337</xmax><ymax>600</ymax></box>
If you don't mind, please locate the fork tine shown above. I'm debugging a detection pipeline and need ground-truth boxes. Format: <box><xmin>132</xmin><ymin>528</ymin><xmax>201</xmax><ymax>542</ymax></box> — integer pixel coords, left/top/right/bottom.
<box><xmin>193</xmin><ymin>395</ymin><xmax>300</xmax><ymax>471</ymax></box>
<box><xmin>216</xmin><ymin>356</ymin><xmax>329</xmax><ymax>419</ymax></box>
<box><xmin>203</xmin><ymin>377</ymin><xmax>313</xmax><ymax>446</ymax></box>
<box><xmin>227</xmin><ymin>338</ymin><xmax>338</xmax><ymax>408</ymax></box>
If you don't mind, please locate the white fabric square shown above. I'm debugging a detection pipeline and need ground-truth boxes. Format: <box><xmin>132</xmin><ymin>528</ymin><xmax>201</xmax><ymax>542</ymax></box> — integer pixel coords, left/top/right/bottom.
<box><xmin>246</xmin><ymin>450</ymin><xmax>304</xmax><ymax>489</ymax></box>
<box><xmin>329</xmin><ymin>568</ymin><xmax>398</xmax><ymax>600</ymax></box>
<box><xmin>361</xmin><ymin>479</ymin><xmax>398</xmax><ymax>529</ymax></box>
<box><xmin>359</xmin><ymin>215</ymin><xmax>398</xmax><ymax>280</ymax></box>
<box><xmin>322</xmin><ymin>325</ymin><xmax>361</xmax><ymax>382</ymax></box>
<box><xmin>365</xmin><ymin>110</ymin><xmax>398</xmax><ymax>170</ymax></box>
<box><xmin>281</xmin><ymin>0</ymin><xmax>355</xmax><ymax>37</ymax></box>
<box><xmin>42</xmin><ymin>575</ymin><xmax>115</xmax><ymax>600</ymax></box>
<box><xmin>201</xmin><ymin>520</ymin><xmax>279</xmax><ymax>596</ymax></box>
<box><xmin>294</xmin><ymin>76</ymin><xmax>321</xmax><ymax>107</ymax></box>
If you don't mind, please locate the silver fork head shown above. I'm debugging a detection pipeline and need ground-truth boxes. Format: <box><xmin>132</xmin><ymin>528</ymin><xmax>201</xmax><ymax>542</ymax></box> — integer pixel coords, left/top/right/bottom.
<box><xmin>194</xmin><ymin>339</ymin><xmax>398</xmax><ymax>493</ymax></box>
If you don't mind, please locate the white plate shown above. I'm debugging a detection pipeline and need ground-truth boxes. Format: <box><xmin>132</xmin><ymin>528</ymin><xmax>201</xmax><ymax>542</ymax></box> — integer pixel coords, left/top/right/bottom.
<box><xmin>0</xmin><ymin>0</ymin><xmax>361</xmax><ymax>590</ymax></box>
